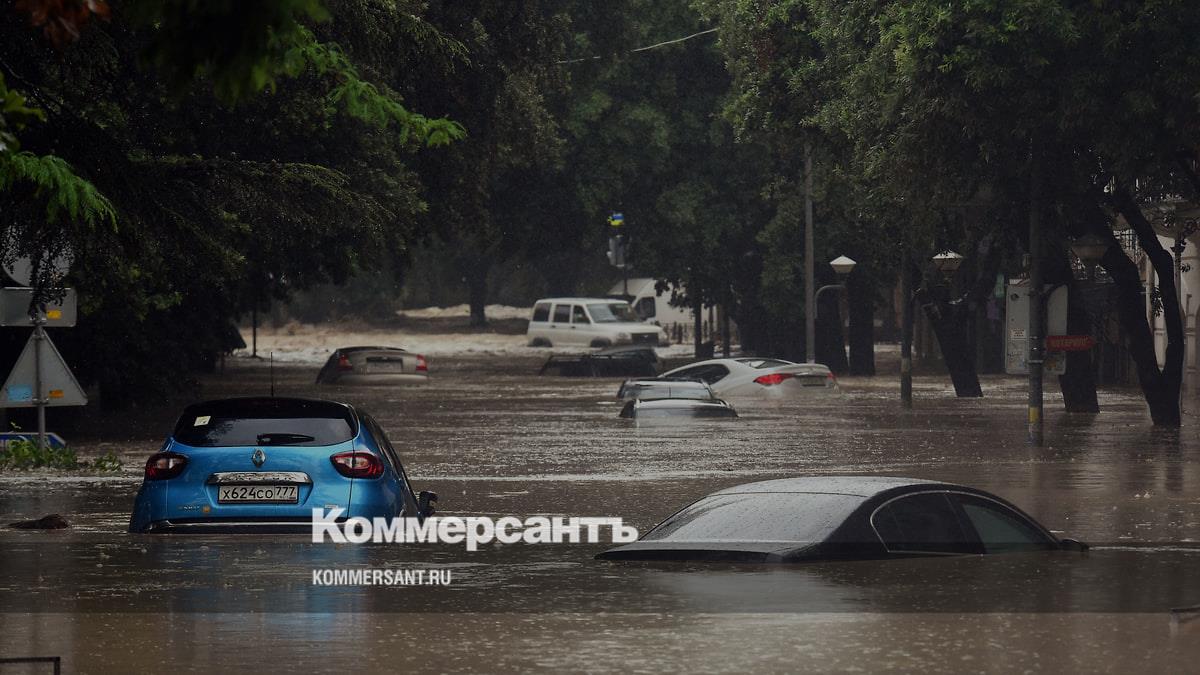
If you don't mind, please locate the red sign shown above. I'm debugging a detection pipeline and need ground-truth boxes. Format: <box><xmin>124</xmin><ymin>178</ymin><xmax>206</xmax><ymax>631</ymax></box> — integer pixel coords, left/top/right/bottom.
<box><xmin>1046</xmin><ymin>335</ymin><xmax>1095</xmax><ymax>351</ymax></box>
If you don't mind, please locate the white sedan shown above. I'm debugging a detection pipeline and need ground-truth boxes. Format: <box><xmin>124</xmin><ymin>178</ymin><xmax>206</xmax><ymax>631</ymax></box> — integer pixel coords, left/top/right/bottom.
<box><xmin>659</xmin><ymin>358</ymin><xmax>840</xmax><ymax>398</ymax></box>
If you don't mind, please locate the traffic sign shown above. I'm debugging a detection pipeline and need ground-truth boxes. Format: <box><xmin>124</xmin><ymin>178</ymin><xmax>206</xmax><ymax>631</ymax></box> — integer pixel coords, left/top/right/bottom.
<box><xmin>1046</xmin><ymin>335</ymin><xmax>1095</xmax><ymax>351</ymax></box>
<box><xmin>0</xmin><ymin>287</ymin><xmax>77</xmax><ymax>327</ymax></box>
<box><xmin>0</xmin><ymin>431</ymin><xmax>66</xmax><ymax>449</ymax></box>
<box><xmin>0</xmin><ymin>330</ymin><xmax>87</xmax><ymax>407</ymax></box>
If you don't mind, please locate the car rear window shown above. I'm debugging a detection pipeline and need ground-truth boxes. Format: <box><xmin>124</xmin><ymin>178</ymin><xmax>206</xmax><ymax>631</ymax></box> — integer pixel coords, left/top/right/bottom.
<box><xmin>631</xmin><ymin>383</ymin><xmax>712</xmax><ymax>400</ymax></box>
<box><xmin>172</xmin><ymin>399</ymin><xmax>357</xmax><ymax>447</ymax></box>
<box><xmin>642</xmin><ymin>492</ymin><xmax>862</xmax><ymax>543</ymax></box>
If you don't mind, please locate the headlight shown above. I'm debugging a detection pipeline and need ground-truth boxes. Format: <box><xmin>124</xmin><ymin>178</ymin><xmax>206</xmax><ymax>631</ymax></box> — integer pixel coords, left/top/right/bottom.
<box><xmin>617</xmin><ymin>332</ymin><xmax>630</xmax><ymax>340</ymax></box>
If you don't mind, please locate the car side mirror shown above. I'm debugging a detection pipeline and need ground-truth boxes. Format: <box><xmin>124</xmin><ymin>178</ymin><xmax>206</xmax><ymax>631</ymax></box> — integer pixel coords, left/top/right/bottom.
<box><xmin>1059</xmin><ymin>537</ymin><xmax>1088</xmax><ymax>552</ymax></box>
<box><xmin>417</xmin><ymin>490</ymin><xmax>438</xmax><ymax>518</ymax></box>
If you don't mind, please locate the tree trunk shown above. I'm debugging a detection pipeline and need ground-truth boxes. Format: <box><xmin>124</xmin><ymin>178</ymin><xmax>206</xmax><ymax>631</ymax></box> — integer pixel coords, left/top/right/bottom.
<box><xmin>847</xmin><ymin>273</ymin><xmax>876</xmax><ymax>375</ymax></box>
<box><xmin>466</xmin><ymin>264</ymin><xmax>489</xmax><ymax>327</ymax></box>
<box><xmin>920</xmin><ymin>297</ymin><xmax>983</xmax><ymax>397</ymax></box>
<box><xmin>1105</xmin><ymin>190</ymin><xmax>1183</xmax><ymax>426</ymax></box>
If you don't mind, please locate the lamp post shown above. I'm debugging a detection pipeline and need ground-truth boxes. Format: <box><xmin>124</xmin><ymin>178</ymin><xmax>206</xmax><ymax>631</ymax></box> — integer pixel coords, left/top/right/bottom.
<box><xmin>900</xmin><ymin>250</ymin><xmax>962</xmax><ymax>409</ymax></box>
<box><xmin>808</xmin><ymin>256</ymin><xmax>857</xmax><ymax>363</ymax></box>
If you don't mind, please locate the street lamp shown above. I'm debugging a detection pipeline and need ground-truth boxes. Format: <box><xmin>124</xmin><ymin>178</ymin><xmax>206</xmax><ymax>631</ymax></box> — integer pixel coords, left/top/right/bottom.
<box><xmin>901</xmin><ymin>250</ymin><xmax>961</xmax><ymax>409</ymax></box>
<box><xmin>829</xmin><ymin>255</ymin><xmax>858</xmax><ymax>277</ymax></box>
<box><xmin>931</xmin><ymin>251</ymin><xmax>963</xmax><ymax>278</ymax></box>
<box><xmin>809</xmin><ymin>256</ymin><xmax>857</xmax><ymax>364</ymax></box>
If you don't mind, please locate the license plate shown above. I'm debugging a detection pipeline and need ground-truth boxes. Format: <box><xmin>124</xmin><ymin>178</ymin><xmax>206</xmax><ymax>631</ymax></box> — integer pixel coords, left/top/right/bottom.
<box><xmin>217</xmin><ymin>484</ymin><xmax>299</xmax><ymax>503</ymax></box>
<box><xmin>364</xmin><ymin>357</ymin><xmax>405</xmax><ymax>373</ymax></box>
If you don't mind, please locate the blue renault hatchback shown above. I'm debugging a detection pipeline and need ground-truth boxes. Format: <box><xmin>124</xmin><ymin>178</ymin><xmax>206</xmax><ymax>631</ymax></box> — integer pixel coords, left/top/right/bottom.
<box><xmin>129</xmin><ymin>397</ymin><xmax>436</xmax><ymax>533</ymax></box>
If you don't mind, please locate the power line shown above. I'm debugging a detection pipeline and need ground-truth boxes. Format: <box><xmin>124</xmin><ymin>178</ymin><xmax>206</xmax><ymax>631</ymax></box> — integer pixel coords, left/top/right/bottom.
<box><xmin>557</xmin><ymin>27</ymin><xmax>719</xmax><ymax>64</ymax></box>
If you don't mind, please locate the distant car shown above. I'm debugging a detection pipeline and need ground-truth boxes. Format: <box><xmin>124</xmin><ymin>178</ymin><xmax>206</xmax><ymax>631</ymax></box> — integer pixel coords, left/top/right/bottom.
<box><xmin>659</xmin><ymin>358</ymin><xmax>839</xmax><ymax>397</ymax></box>
<box><xmin>129</xmin><ymin>397</ymin><xmax>436</xmax><ymax>533</ymax></box>
<box><xmin>597</xmin><ymin>476</ymin><xmax>1086</xmax><ymax>562</ymax></box>
<box><xmin>527</xmin><ymin>298</ymin><xmax>666</xmax><ymax>348</ymax></box>
<box><xmin>316</xmin><ymin>346</ymin><xmax>428</xmax><ymax>385</ymax></box>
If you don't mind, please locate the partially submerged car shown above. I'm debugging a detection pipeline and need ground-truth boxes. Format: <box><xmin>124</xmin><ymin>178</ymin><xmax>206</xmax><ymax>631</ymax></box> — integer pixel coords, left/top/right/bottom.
<box><xmin>619</xmin><ymin>397</ymin><xmax>739</xmax><ymax>419</ymax></box>
<box><xmin>597</xmin><ymin>476</ymin><xmax>1085</xmax><ymax>562</ymax></box>
<box><xmin>316</xmin><ymin>346</ymin><xmax>428</xmax><ymax>385</ymax></box>
<box><xmin>660</xmin><ymin>358</ymin><xmax>839</xmax><ymax>397</ymax></box>
<box><xmin>527</xmin><ymin>297</ymin><xmax>666</xmax><ymax>348</ymax></box>
<box><xmin>129</xmin><ymin>397</ymin><xmax>436</xmax><ymax>533</ymax></box>
<box><xmin>539</xmin><ymin>344</ymin><xmax>658</xmax><ymax>377</ymax></box>
<box><xmin>617</xmin><ymin>380</ymin><xmax>738</xmax><ymax>419</ymax></box>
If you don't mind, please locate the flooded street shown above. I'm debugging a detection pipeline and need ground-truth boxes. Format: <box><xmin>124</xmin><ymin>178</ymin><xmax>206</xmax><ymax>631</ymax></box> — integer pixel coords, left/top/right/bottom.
<box><xmin>3</xmin><ymin>355</ymin><xmax>1200</xmax><ymax>672</ymax></box>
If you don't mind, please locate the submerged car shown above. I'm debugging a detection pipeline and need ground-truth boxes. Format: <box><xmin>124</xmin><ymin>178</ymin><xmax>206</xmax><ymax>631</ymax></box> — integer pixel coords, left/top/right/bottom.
<box><xmin>619</xmin><ymin>397</ymin><xmax>739</xmax><ymax>419</ymax></box>
<box><xmin>660</xmin><ymin>358</ymin><xmax>839</xmax><ymax>398</ymax></box>
<box><xmin>617</xmin><ymin>381</ymin><xmax>738</xmax><ymax>419</ymax></box>
<box><xmin>129</xmin><ymin>397</ymin><xmax>436</xmax><ymax>533</ymax></box>
<box><xmin>539</xmin><ymin>344</ymin><xmax>658</xmax><ymax>377</ymax></box>
<box><xmin>316</xmin><ymin>346</ymin><xmax>428</xmax><ymax>385</ymax></box>
<box><xmin>597</xmin><ymin>476</ymin><xmax>1085</xmax><ymax>562</ymax></box>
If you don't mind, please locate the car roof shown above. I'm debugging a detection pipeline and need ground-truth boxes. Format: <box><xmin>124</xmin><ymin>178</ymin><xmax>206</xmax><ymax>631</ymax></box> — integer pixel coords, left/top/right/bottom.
<box><xmin>534</xmin><ymin>297</ymin><xmax>630</xmax><ymax>304</ymax></box>
<box><xmin>713</xmin><ymin>476</ymin><xmax>947</xmax><ymax>498</ymax></box>
<box><xmin>337</xmin><ymin>346</ymin><xmax>409</xmax><ymax>353</ymax></box>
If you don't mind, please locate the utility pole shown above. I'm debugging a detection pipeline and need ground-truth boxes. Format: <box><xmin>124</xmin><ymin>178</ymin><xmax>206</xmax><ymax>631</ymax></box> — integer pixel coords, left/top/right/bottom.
<box><xmin>804</xmin><ymin>143</ymin><xmax>816</xmax><ymax>364</ymax></box>
<box><xmin>1028</xmin><ymin>156</ymin><xmax>1044</xmax><ymax>446</ymax></box>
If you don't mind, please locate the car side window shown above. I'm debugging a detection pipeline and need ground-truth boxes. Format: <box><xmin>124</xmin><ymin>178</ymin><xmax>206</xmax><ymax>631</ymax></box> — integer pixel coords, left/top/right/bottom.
<box><xmin>955</xmin><ymin>495</ymin><xmax>1057</xmax><ymax>553</ymax></box>
<box><xmin>676</xmin><ymin>364</ymin><xmax>729</xmax><ymax>384</ymax></box>
<box><xmin>872</xmin><ymin>492</ymin><xmax>976</xmax><ymax>554</ymax></box>
<box><xmin>532</xmin><ymin>303</ymin><xmax>550</xmax><ymax>322</ymax></box>
<box><xmin>635</xmin><ymin>297</ymin><xmax>656</xmax><ymax>319</ymax></box>
<box><xmin>552</xmin><ymin>304</ymin><xmax>571</xmax><ymax>323</ymax></box>
<box><xmin>572</xmin><ymin>305</ymin><xmax>589</xmax><ymax>324</ymax></box>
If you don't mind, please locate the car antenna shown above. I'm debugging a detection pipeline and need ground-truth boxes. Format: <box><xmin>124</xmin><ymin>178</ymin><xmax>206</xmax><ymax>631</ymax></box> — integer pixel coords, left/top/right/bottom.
<box><xmin>270</xmin><ymin>351</ymin><xmax>275</xmax><ymax>397</ymax></box>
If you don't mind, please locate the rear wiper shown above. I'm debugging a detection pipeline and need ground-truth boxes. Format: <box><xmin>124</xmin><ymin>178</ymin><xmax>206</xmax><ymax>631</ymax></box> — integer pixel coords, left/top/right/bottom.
<box><xmin>256</xmin><ymin>433</ymin><xmax>316</xmax><ymax>446</ymax></box>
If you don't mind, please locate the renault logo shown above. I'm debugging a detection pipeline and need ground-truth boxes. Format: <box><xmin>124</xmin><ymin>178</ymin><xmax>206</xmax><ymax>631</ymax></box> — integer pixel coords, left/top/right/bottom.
<box><xmin>252</xmin><ymin>449</ymin><xmax>266</xmax><ymax>467</ymax></box>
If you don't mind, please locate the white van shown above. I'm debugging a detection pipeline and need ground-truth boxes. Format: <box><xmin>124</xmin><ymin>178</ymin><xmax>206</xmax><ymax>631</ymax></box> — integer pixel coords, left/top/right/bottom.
<box><xmin>527</xmin><ymin>298</ymin><xmax>666</xmax><ymax>348</ymax></box>
<box><xmin>608</xmin><ymin>278</ymin><xmax>695</xmax><ymax>327</ymax></box>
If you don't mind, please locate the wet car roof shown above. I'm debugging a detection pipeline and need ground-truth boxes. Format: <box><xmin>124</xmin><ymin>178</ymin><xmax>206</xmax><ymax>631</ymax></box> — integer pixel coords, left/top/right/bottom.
<box><xmin>713</xmin><ymin>476</ymin><xmax>944</xmax><ymax>498</ymax></box>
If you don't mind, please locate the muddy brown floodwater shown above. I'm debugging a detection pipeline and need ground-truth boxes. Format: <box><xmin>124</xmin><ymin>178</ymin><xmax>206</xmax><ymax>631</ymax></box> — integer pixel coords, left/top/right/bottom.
<box><xmin>2</xmin><ymin>356</ymin><xmax>1200</xmax><ymax>673</ymax></box>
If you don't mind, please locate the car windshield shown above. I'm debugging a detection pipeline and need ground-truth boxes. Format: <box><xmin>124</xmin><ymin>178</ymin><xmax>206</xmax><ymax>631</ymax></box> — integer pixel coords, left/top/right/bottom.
<box><xmin>642</xmin><ymin>492</ymin><xmax>862</xmax><ymax>543</ymax></box>
<box><xmin>588</xmin><ymin>303</ymin><xmax>637</xmax><ymax>323</ymax></box>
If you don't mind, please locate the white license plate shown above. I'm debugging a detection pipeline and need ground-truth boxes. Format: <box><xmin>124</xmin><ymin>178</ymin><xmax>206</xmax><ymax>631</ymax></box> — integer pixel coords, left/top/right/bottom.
<box><xmin>217</xmin><ymin>484</ymin><xmax>299</xmax><ymax>503</ymax></box>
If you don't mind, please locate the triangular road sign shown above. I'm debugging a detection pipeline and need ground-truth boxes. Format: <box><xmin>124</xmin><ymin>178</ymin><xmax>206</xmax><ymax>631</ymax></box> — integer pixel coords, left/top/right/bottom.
<box><xmin>0</xmin><ymin>331</ymin><xmax>87</xmax><ymax>407</ymax></box>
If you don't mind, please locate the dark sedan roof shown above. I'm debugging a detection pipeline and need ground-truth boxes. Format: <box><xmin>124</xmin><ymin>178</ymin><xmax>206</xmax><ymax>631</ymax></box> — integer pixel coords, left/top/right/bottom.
<box><xmin>713</xmin><ymin>476</ymin><xmax>944</xmax><ymax>498</ymax></box>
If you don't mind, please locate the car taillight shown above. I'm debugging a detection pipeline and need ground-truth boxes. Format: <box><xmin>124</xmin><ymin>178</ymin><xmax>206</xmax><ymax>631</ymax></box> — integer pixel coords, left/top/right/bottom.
<box><xmin>827</xmin><ymin>372</ymin><xmax>837</xmax><ymax>385</ymax></box>
<box><xmin>416</xmin><ymin>354</ymin><xmax>428</xmax><ymax>373</ymax></box>
<box><xmin>336</xmin><ymin>354</ymin><xmax>353</xmax><ymax>371</ymax></box>
<box><xmin>145</xmin><ymin>452</ymin><xmax>188</xmax><ymax>480</ymax></box>
<box><xmin>330</xmin><ymin>451</ymin><xmax>384</xmax><ymax>479</ymax></box>
<box><xmin>754</xmin><ymin>373</ymin><xmax>796</xmax><ymax>386</ymax></box>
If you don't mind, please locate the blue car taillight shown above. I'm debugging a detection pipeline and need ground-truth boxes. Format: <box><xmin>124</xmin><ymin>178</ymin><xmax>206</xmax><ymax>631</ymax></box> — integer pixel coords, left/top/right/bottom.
<box><xmin>144</xmin><ymin>452</ymin><xmax>188</xmax><ymax>480</ymax></box>
<box><xmin>330</xmin><ymin>451</ymin><xmax>383</xmax><ymax>479</ymax></box>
